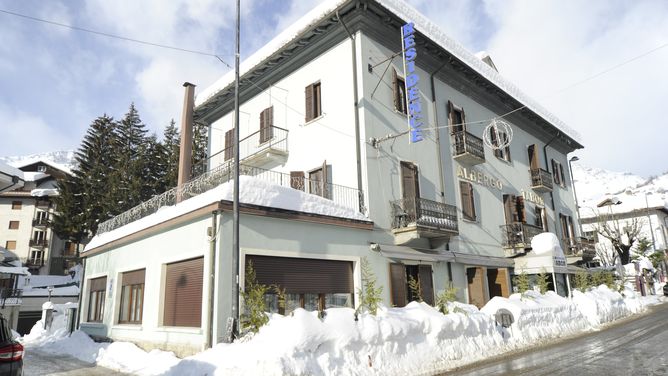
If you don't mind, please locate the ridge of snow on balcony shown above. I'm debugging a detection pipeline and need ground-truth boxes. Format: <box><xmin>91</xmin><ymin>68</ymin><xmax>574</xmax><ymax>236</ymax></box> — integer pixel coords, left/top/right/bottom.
<box><xmin>85</xmin><ymin>176</ymin><xmax>368</xmax><ymax>252</ymax></box>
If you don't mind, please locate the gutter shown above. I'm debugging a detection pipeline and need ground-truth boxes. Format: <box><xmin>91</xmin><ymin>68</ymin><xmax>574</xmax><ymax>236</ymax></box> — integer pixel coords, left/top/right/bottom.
<box><xmin>75</xmin><ymin>256</ymin><xmax>86</xmax><ymax>330</ymax></box>
<box><xmin>206</xmin><ymin>210</ymin><xmax>219</xmax><ymax>348</ymax></box>
<box><xmin>336</xmin><ymin>9</ymin><xmax>364</xmax><ymax>213</ymax></box>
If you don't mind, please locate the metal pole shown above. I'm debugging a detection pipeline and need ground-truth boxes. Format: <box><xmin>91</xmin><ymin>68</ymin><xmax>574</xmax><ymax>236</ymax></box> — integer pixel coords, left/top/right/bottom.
<box><xmin>645</xmin><ymin>193</ymin><xmax>656</xmax><ymax>250</ymax></box>
<box><xmin>568</xmin><ymin>157</ymin><xmax>583</xmax><ymax>236</ymax></box>
<box><xmin>231</xmin><ymin>0</ymin><xmax>241</xmax><ymax>339</ymax></box>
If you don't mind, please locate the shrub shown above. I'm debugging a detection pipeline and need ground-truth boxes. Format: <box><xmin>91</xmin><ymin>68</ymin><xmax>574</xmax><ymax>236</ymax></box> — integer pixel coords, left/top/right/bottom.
<box><xmin>513</xmin><ymin>270</ymin><xmax>530</xmax><ymax>294</ymax></box>
<box><xmin>435</xmin><ymin>282</ymin><xmax>459</xmax><ymax>314</ymax></box>
<box><xmin>536</xmin><ymin>269</ymin><xmax>550</xmax><ymax>294</ymax></box>
<box><xmin>356</xmin><ymin>257</ymin><xmax>383</xmax><ymax>315</ymax></box>
<box><xmin>574</xmin><ymin>270</ymin><xmax>590</xmax><ymax>291</ymax></box>
<box><xmin>407</xmin><ymin>275</ymin><xmax>423</xmax><ymax>303</ymax></box>
<box><xmin>241</xmin><ymin>261</ymin><xmax>270</xmax><ymax>333</ymax></box>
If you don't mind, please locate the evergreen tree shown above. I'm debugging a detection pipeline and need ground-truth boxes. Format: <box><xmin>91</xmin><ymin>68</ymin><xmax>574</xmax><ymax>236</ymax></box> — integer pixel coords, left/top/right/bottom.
<box><xmin>161</xmin><ymin>119</ymin><xmax>180</xmax><ymax>189</ymax></box>
<box><xmin>191</xmin><ymin>121</ymin><xmax>208</xmax><ymax>178</ymax></box>
<box><xmin>51</xmin><ymin>172</ymin><xmax>87</xmax><ymax>243</ymax></box>
<box><xmin>143</xmin><ymin>132</ymin><xmax>165</xmax><ymax>197</ymax></box>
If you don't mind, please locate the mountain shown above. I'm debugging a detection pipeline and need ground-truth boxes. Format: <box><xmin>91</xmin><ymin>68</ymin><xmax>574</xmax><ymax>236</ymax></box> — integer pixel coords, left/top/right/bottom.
<box><xmin>572</xmin><ymin>164</ymin><xmax>668</xmax><ymax>217</ymax></box>
<box><xmin>0</xmin><ymin>150</ymin><xmax>76</xmax><ymax>171</ymax></box>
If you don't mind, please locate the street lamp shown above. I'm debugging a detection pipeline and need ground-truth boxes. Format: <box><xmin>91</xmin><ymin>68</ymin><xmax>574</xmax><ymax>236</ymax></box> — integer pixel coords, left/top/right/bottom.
<box><xmin>644</xmin><ymin>192</ymin><xmax>656</xmax><ymax>251</ymax></box>
<box><xmin>568</xmin><ymin>156</ymin><xmax>583</xmax><ymax>236</ymax></box>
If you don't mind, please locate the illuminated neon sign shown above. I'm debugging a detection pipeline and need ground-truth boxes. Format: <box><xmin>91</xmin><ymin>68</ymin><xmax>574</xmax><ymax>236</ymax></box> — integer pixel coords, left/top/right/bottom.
<box><xmin>401</xmin><ymin>22</ymin><xmax>423</xmax><ymax>143</ymax></box>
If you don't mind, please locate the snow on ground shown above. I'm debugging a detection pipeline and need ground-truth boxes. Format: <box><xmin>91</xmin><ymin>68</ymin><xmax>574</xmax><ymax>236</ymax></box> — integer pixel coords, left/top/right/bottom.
<box><xmin>21</xmin><ymin>287</ymin><xmax>664</xmax><ymax>375</ymax></box>
<box><xmin>86</xmin><ymin>176</ymin><xmax>369</xmax><ymax>251</ymax></box>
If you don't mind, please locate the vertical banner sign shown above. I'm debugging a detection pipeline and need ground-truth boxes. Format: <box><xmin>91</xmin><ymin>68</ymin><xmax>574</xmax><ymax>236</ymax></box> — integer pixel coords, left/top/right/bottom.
<box><xmin>401</xmin><ymin>22</ymin><xmax>423</xmax><ymax>143</ymax></box>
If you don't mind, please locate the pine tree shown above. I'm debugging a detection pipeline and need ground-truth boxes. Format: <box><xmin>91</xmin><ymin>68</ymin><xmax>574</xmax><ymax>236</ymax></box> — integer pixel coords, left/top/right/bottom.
<box><xmin>161</xmin><ymin>119</ymin><xmax>180</xmax><ymax>189</ymax></box>
<box><xmin>191</xmin><ymin>121</ymin><xmax>208</xmax><ymax>178</ymax></box>
<box><xmin>51</xmin><ymin>172</ymin><xmax>87</xmax><ymax>243</ymax></box>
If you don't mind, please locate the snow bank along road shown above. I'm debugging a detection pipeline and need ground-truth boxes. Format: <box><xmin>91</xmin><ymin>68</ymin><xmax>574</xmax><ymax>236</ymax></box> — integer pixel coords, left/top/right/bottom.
<box><xmin>445</xmin><ymin>301</ymin><xmax>668</xmax><ymax>375</ymax></box>
<box><xmin>24</xmin><ymin>349</ymin><xmax>126</xmax><ymax>376</ymax></box>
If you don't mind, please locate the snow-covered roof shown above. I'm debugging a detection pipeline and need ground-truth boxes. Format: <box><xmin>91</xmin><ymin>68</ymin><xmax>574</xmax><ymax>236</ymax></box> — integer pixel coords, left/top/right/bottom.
<box><xmin>581</xmin><ymin>191</ymin><xmax>668</xmax><ymax>219</ymax></box>
<box><xmin>11</xmin><ymin>158</ymin><xmax>73</xmax><ymax>176</ymax></box>
<box><xmin>0</xmin><ymin>266</ymin><xmax>30</xmax><ymax>276</ymax></box>
<box><xmin>85</xmin><ymin>176</ymin><xmax>369</xmax><ymax>252</ymax></box>
<box><xmin>0</xmin><ymin>161</ymin><xmax>24</xmax><ymax>192</ymax></box>
<box><xmin>31</xmin><ymin>188</ymin><xmax>59</xmax><ymax>197</ymax></box>
<box><xmin>196</xmin><ymin>0</ymin><xmax>581</xmax><ymax>144</ymax></box>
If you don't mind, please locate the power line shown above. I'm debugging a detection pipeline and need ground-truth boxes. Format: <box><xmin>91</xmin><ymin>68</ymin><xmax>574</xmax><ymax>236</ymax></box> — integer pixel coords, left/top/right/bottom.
<box><xmin>0</xmin><ymin>8</ymin><xmax>233</xmax><ymax>66</ymax></box>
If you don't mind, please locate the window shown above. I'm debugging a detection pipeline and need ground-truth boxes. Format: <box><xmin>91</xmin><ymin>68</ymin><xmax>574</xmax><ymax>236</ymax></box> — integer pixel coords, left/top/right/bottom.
<box><xmin>305</xmin><ymin>82</ymin><xmax>322</xmax><ymax>122</ymax></box>
<box><xmin>164</xmin><ymin>257</ymin><xmax>203</xmax><ymax>327</ymax></box>
<box><xmin>259</xmin><ymin>106</ymin><xmax>274</xmax><ymax>143</ymax></box>
<box><xmin>307</xmin><ymin>161</ymin><xmax>330</xmax><ymax>199</ymax></box>
<box><xmin>392</xmin><ymin>69</ymin><xmax>407</xmax><ymax>114</ymax></box>
<box><xmin>4</xmin><ymin>241</ymin><xmax>16</xmax><ymax>250</ymax></box>
<box><xmin>551</xmin><ymin>159</ymin><xmax>566</xmax><ymax>187</ymax></box>
<box><xmin>11</xmin><ymin>201</ymin><xmax>21</xmax><ymax>210</ymax></box>
<box><xmin>224</xmin><ymin>128</ymin><xmax>234</xmax><ymax>161</ymax></box>
<box><xmin>88</xmin><ymin>277</ymin><xmax>107</xmax><ymax>322</ymax></box>
<box><xmin>459</xmin><ymin>181</ymin><xmax>476</xmax><ymax>221</ymax></box>
<box><xmin>64</xmin><ymin>241</ymin><xmax>77</xmax><ymax>256</ymax></box>
<box><xmin>119</xmin><ymin>269</ymin><xmax>145</xmax><ymax>324</ymax></box>
<box><xmin>503</xmin><ymin>194</ymin><xmax>525</xmax><ymax>224</ymax></box>
<box><xmin>527</xmin><ymin>144</ymin><xmax>540</xmax><ymax>170</ymax></box>
<box><xmin>8</xmin><ymin>221</ymin><xmax>19</xmax><ymax>230</ymax></box>
<box><xmin>490</xmin><ymin>128</ymin><xmax>511</xmax><ymax>162</ymax></box>
<box><xmin>535</xmin><ymin>206</ymin><xmax>549</xmax><ymax>231</ymax></box>
<box><xmin>559</xmin><ymin>213</ymin><xmax>575</xmax><ymax>242</ymax></box>
<box><xmin>389</xmin><ymin>263</ymin><xmax>434</xmax><ymax>307</ymax></box>
<box><xmin>448</xmin><ymin>101</ymin><xmax>466</xmax><ymax>134</ymax></box>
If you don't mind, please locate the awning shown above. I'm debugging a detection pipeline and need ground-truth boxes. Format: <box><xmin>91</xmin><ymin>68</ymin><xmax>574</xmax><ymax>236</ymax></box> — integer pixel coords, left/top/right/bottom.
<box><xmin>374</xmin><ymin>244</ymin><xmax>514</xmax><ymax>268</ymax></box>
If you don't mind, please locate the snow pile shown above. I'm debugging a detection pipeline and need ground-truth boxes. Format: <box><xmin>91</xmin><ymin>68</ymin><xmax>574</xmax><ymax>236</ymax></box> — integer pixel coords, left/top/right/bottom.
<box><xmin>86</xmin><ymin>175</ymin><xmax>368</xmax><ymax>251</ymax></box>
<box><xmin>21</xmin><ymin>288</ymin><xmax>661</xmax><ymax>375</ymax></box>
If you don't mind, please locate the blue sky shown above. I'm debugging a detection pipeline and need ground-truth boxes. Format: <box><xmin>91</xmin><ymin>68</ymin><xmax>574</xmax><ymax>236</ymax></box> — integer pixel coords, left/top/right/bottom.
<box><xmin>1</xmin><ymin>0</ymin><xmax>667</xmax><ymax>178</ymax></box>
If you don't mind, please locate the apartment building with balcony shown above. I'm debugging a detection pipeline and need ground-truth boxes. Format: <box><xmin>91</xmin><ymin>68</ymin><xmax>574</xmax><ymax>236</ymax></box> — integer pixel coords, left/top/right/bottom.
<box><xmin>79</xmin><ymin>0</ymin><xmax>584</xmax><ymax>354</ymax></box>
<box><xmin>0</xmin><ymin>159</ymin><xmax>78</xmax><ymax>275</ymax></box>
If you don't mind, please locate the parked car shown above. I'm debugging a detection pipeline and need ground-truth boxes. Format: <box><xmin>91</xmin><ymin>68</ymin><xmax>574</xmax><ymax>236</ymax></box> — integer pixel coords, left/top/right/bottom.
<box><xmin>0</xmin><ymin>314</ymin><xmax>22</xmax><ymax>375</ymax></box>
<box><xmin>663</xmin><ymin>283</ymin><xmax>668</xmax><ymax>296</ymax></box>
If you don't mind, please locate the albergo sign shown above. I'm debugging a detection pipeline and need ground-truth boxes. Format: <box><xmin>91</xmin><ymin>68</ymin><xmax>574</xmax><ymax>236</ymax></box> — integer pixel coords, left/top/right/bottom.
<box><xmin>401</xmin><ymin>22</ymin><xmax>423</xmax><ymax>143</ymax></box>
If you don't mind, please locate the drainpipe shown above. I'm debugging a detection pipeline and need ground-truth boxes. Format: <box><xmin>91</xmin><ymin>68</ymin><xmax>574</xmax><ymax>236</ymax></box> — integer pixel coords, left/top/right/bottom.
<box><xmin>543</xmin><ymin>132</ymin><xmax>560</xmax><ymax>211</ymax></box>
<box><xmin>206</xmin><ymin>210</ymin><xmax>218</xmax><ymax>349</ymax></box>
<box><xmin>430</xmin><ymin>61</ymin><xmax>448</xmax><ymax>204</ymax></box>
<box><xmin>75</xmin><ymin>256</ymin><xmax>86</xmax><ymax>330</ymax></box>
<box><xmin>177</xmin><ymin>82</ymin><xmax>196</xmax><ymax>201</ymax></box>
<box><xmin>336</xmin><ymin>9</ymin><xmax>364</xmax><ymax>213</ymax></box>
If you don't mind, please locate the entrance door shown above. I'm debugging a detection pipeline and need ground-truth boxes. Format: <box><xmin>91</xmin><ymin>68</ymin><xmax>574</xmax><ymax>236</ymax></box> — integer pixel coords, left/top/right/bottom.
<box><xmin>400</xmin><ymin>161</ymin><xmax>420</xmax><ymax>219</ymax></box>
<box><xmin>467</xmin><ymin>267</ymin><xmax>486</xmax><ymax>308</ymax></box>
<box><xmin>487</xmin><ymin>268</ymin><xmax>510</xmax><ymax>299</ymax></box>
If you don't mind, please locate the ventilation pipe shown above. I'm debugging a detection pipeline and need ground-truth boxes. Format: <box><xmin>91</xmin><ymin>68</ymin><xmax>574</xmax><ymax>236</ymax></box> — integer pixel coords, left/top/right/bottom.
<box><xmin>177</xmin><ymin>82</ymin><xmax>196</xmax><ymax>201</ymax></box>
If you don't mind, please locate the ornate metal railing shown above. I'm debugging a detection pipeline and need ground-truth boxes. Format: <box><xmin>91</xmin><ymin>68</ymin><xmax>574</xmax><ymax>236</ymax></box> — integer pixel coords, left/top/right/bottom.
<box><xmin>390</xmin><ymin>198</ymin><xmax>458</xmax><ymax>233</ymax></box>
<box><xmin>21</xmin><ymin>257</ymin><xmax>44</xmax><ymax>267</ymax></box>
<box><xmin>500</xmin><ymin>222</ymin><xmax>544</xmax><ymax>248</ymax></box>
<box><xmin>562</xmin><ymin>236</ymin><xmax>597</xmax><ymax>258</ymax></box>
<box><xmin>0</xmin><ymin>289</ymin><xmax>22</xmax><ymax>308</ymax></box>
<box><xmin>530</xmin><ymin>168</ymin><xmax>553</xmax><ymax>191</ymax></box>
<box><xmin>97</xmin><ymin>162</ymin><xmax>366</xmax><ymax>234</ymax></box>
<box><xmin>32</xmin><ymin>218</ymin><xmax>49</xmax><ymax>227</ymax></box>
<box><xmin>452</xmin><ymin>130</ymin><xmax>485</xmax><ymax>161</ymax></box>
<box><xmin>36</xmin><ymin>200</ymin><xmax>51</xmax><ymax>209</ymax></box>
<box><xmin>208</xmin><ymin>125</ymin><xmax>288</xmax><ymax>163</ymax></box>
<box><xmin>29</xmin><ymin>239</ymin><xmax>48</xmax><ymax>248</ymax></box>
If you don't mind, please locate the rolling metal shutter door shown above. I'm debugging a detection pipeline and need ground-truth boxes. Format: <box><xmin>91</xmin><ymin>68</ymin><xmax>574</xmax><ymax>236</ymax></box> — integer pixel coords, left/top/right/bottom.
<box><xmin>246</xmin><ymin>255</ymin><xmax>352</xmax><ymax>294</ymax></box>
<box><xmin>164</xmin><ymin>257</ymin><xmax>204</xmax><ymax>327</ymax></box>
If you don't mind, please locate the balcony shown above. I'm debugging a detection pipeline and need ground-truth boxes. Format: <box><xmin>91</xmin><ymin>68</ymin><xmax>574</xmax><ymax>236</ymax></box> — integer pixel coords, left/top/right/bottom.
<box><xmin>35</xmin><ymin>200</ymin><xmax>51</xmax><ymax>209</ymax></box>
<box><xmin>562</xmin><ymin>237</ymin><xmax>597</xmax><ymax>262</ymax></box>
<box><xmin>97</xmin><ymin>163</ymin><xmax>366</xmax><ymax>234</ymax></box>
<box><xmin>390</xmin><ymin>198</ymin><xmax>458</xmax><ymax>246</ymax></box>
<box><xmin>500</xmin><ymin>222</ymin><xmax>544</xmax><ymax>256</ymax></box>
<box><xmin>22</xmin><ymin>257</ymin><xmax>44</xmax><ymax>268</ymax></box>
<box><xmin>219</xmin><ymin>126</ymin><xmax>288</xmax><ymax>168</ymax></box>
<box><xmin>32</xmin><ymin>218</ymin><xmax>49</xmax><ymax>227</ymax></box>
<box><xmin>0</xmin><ymin>289</ymin><xmax>22</xmax><ymax>308</ymax></box>
<box><xmin>452</xmin><ymin>131</ymin><xmax>485</xmax><ymax>165</ymax></box>
<box><xmin>529</xmin><ymin>168</ymin><xmax>553</xmax><ymax>193</ymax></box>
<box><xmin>29</xmin><ymin>239</ymin><xmax>48</xmax><ymax>248</ymax></box>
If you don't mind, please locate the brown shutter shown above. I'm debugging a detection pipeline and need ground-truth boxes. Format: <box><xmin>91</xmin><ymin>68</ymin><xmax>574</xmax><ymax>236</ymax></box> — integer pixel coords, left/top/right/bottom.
<box><xmin>122</xmin><ymin>269</ymin><xmax>145</xmax><ymax>286</ymax></box>
<box><xmin>224</xmin><ymin>128</ymin><xmax>234</xmax><ymax>161</ymax></box>
<box><xmin>418</xmin><ymin>265</ymin><xmax>434</xmax><ymax>305</ymax></box>
<box><xmin>260</xmin><ymin>106</ymin><xmax>273</xmax><ymax>144</ymax></box>
<box><xmin>559</xmin><ymin>214</ymin><xmax>569</xmax><ymax>239</ymax></box>
<box><xmin>559</xmin><ymin>163</ymin><xmax>566</xmax><ymax>186</ymax></box>
<box><xmin>551</xmin><ymin>159</ymin><xmax>560</xmax><ymax>185</ymax></box>
<box><xmin>290</xmin><ymin>171</ymin><xmax>305</xmax><ymax>191</ymax></box>
<box><xmin>305</xmin><ymin>84</ymin><xmax>314</xmax><ymax>122</ymax></box>
<box><xmin>528</xmin><ymin>145</ymin><xmax>539</xmax><ymax>170</ymax></box>
<box><xmin>503</xmin><ymin>133</ymin><xmax>511</xmax><ymax>160</ymax></box>
<box><xmin>503</xmin><ymin>194</ymin><xmax>515</xmax><ymax>224</ymax></box>
<box><xmin>447</xmin><ymin>101</ymin><xmax>456</xmax><ymax>134</ymax></box>
<box><xmin>164</xmin><ymin>257</ymin><xmax>204</xmax><ymax>327</ymax></box>
<box><xmin>392</xmin><ymin>69</ymin><xmax>399</xmax><ymax>111</ymax></box>
<box><xmin>460</xmin><ymin>181</ymin><xmax>475</xmax><ymax>221</ymax></box>
<box><xmin>460</xmin><ymin>107</ymin><xmax>467</xmax><ymax>132</ymax></box>
<box><xmin>246</xmin><ymin>255</ymin><xmax>353</xmax><ymax>294</ymax></box>
<box><xmin>515</xmin><ymin>196</ymin><xmax>526</xmax><ymax>223</ymax></box>
<box><xmin>467</xmin><ymin>267</ymin><xmax>486</xmax><ymax>308</ymax></box>
<box><xmin>89</xmin><ymin>277</ymin><xmax>107</xmax><ymax>292</ymax></box>
<box><xmin>314</xmin><ymin>82</ymin><xmax>322</xmax><ymax>117</ymax></box>
<box><xmin>400</xmin><ymin>162</ymin><xmax>419</xmax><ymax>200</ymax></box>
<box><xmin>488</xmin><ymin>268</ymin><xmax>510</xmax><ymax>298</ymax></box>
<box><xmin>390</xmin><ymin>263</ymin><xmax>407</xmax><ymax>307</ymax></box>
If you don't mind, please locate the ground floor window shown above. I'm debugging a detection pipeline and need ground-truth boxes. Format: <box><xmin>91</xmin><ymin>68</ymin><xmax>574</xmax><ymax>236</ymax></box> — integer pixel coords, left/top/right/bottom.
<box><xmin>246</xmin><ymin>255</ymin><xmax>353</xmax><ymax>315</ymax></box>
<box><xmin>389</xmin><ymin>263</ymin><xmax>434</xmax><ymax>307</ymax></box>
<box><xmin>88</xmin><ymin>276</ymin><xmax>107</xmax><ymax>322</ymax></box>
<box><xmin>163</xmin><ymin>257</ymin><xmax>204</xmax><ymax>327</ymax></box>
<box><xmin>119</xmin><ymin>269</ymin><xmax>145</xmax><ymax>324</ymax></box>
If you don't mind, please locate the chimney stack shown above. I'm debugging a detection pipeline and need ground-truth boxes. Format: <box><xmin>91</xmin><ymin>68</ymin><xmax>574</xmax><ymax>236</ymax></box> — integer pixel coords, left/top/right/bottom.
<box><xmin>177</xmin><ymin>82</ymin><xmax>196</xmax><ymax>196</ymax></box>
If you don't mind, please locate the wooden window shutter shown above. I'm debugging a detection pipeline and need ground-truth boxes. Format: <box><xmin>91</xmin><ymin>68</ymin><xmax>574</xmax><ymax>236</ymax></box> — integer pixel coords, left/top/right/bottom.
<box><xmin>321</xmin><ymin>160</ymin><xmax>329</xmax><ymax>199</ymax></box>
<box><xmin>528</xmin><ymin>145</ymin><xmax>539</xmax><ymax>170</ymax></box>
<box><xmin>460</xmin><ymin>181</ymin><xmax>476</xmax><ymax>221</ymax></box>
<box><xmin>418</xmin><ymin>265</ymin><xmax>434</xmax><ymax>305</ymax></box>
<box><xmin>502</xmin><ymin>194</ymin><xmax>515</xmax><ymax>224</ymax></box>
<box><xmin>503</xmin><ymin>133</ymin><xmax>511</xmax><ymax>160</ymax></box>
<box><xmin>314</xmin><ymin>82</ymin><xmax>322</xmax><ymax>117</ymax></box>
<box><xmin>163</xmin><ymin>257</ymin><xmax>204</xmax><ymax>327</ymax></box>
<box><xmin>559</xmin><ymin>163</ymin><xmax>566</xmax><ymax>186</ymax></box>
<box><xmin>551</xmin><ymin>159</ymin><xmax>560</xmax><ymax>185</ymax></box>
<box><xmin>389</xmin><ymin>263</ymin><xmax>407</xmax><ymax>307</ymax></box>
<box><xmin>447</xmin><ymin>101</ymin><xmax>455</xmax><ymax>134</ymax></box>
<box><xmin>392</xmin><ymin>69</ymin><xmax>399</xmax><ymax>111</ymax></box>
<box><xmin>305</xmin><ymin>84</ymin><xmax>314</xmax><ymax>122</ymax></box>
<box><xmin>224</xmin><ymin>128</ymin><xmax>234</xmax><ymax>161</ymax></box>
<box><xmin>460</xmin><ymin>107</ymin><xmax>467</xmax><ymax>132</ymax></box>
<box><xmin>515</xmin><ymin>196</ymin><xmax>526</xmax><ymax>223</ymax></box>
<box><xmin>290</xmin><ymin>171</ymin><xmax>305</xmax><ymax>191</ymax></box>
<box><xmin>260</xmin><ymin>106</ymin><xmax>273</xmax><ymax>144</ymax></box>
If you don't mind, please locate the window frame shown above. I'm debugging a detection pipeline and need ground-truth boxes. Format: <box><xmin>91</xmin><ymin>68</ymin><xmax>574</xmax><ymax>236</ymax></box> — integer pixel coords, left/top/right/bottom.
<box><xmin>118</xmin><ymin>269</ymin><xmax>145</xmax><ymax>325</ymax></box>
<box><xmin>4</xmin><ymin>241</ymin><xmax>16</xmax><ymax>250</ymax></box>
<box><xmin>491</xmin><ymin>128</ymin><xmax>512</xmax><ymax>162</ymax></box>
<box><xmin>259</xmin><ymin>106</ymin><xmax>274</xmax><ymax>144</ymax></box>
<box><xmin>392</xmin><ymin>69</ymin><xmax>407</xmax><ymax>114</ymax></box>
<box><xmin>87</xmin><ymin>277</ymin><xmax>107</xmax><ymax>323</ymax></box>
<box><xmin>459</xmin><ymin>181</ymin><xmax>477</xmax><ymax>221</ymax></box>
<box><xmin>305</xmin><ymin>81</ymin><xmax>322</xmax><ymax>122</ymax></box>
<box><xmin>8</xmin><ymin>221</ymin><xmax>19</xmax><ymax>230</ymax></box>
<box><xmin>11</xmin><ymin>201</ymin><xmax>21</xmax><ymax>210</ymax></box>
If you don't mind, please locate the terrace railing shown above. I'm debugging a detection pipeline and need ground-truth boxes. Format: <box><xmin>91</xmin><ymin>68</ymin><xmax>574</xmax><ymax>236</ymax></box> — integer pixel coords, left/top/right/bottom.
<box><xmin>390</xmin><ymin>197</ymin><xmax>458</xmax><ymax>233</ymax></box>
<box><xmin>500</xmin><ymin>222</ymin><xmax>544</xmax><ymax>249</ymax></box>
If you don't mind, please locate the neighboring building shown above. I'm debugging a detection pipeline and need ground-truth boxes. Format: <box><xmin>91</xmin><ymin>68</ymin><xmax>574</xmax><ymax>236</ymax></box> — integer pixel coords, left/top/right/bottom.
<box><xmin>0</xmin><ymin>162</ymin><xmax>24</xmax><ymax>193</ymax></box>
<box><xmin>80</xmin><ymin>0</ymin><xmax>585</xmax><ymax>355</ymax></box>
<box><xmin>0</xmin><ymin>247</ymin><xmax>30</xmax><ymax>330</ymax></box>
<box><xmin>0</xmin><ymin>159</ymin><xmax>79</xmax><ymax>275</ymax></box>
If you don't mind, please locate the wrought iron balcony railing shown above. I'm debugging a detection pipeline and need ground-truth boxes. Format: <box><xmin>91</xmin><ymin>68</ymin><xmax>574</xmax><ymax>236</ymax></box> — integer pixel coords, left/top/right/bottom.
<box><xmin>500</xmin><ymin>222</ymin><xmax>544</xmax><ymax>249</ymax></box>
<box><xmin>452</xmin><ymin>130</ymin><xmax>485</xmax><ymax>163</ymax></box>
<box><xmin>97</xmin><ymin>163</ymin><xmax>366</xmax><ymax>234</ymax></box>
<box><xmin>29</xmin><ymin>239</ymin><xmax>48</xmax><ymax>248</ymax></box>
<box><xmin>32</xmin><ymin>218</ymin><xmax>49</xmax><ymax>227</ymax></box>
<box><xmin>530</xmin><ymin>168</ymin><xmax>553</xmax><ymax>192</ymax></box>
<box><xmin>390</xmin><ymin>197</ymin><xmax>458</xmax><ymax>233</ymax></box>
<box><xmin>35</xmin><ymin>200</ymin><xmax>51</xmax><ymax>209</ymax></box>
<box><xmin>21</xmin><ymin>257</ymin><xmax>44</xmax><ymax>267</ymax></box>
<box><xmin>562</xmin><ymin>236</ymin><xmax>597</xmax><ymax>258</ymax></box>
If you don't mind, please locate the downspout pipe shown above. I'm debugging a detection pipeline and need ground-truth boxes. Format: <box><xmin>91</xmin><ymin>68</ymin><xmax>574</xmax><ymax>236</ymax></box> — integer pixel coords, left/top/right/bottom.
<box><xmin>543</xmin><ymin>131</ymin><xmax>561</xmax><ymax>211</ymax></box>
<box><xmin>430</xmin><ymin>61</ymin><xmax>449</xmax><ymax>203</ymax></box>
<box><xmin>337</xmin><ymin>9</ymin><xmax>364</xmax><ymax>213</ymax></box>
<box><xmin>206</xmin><ymin>210</ymin><xmax>218</xmax><ymax>349</ymax></box>
<box><xmin>75</xmin><ymin>256</ymin><xmax>86</xmax><ymax>330</ymax></box>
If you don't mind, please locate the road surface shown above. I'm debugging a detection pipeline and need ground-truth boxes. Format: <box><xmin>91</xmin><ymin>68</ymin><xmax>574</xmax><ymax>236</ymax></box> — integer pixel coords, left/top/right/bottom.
<box><xmin>24</xmin><ymin>349</ymin><xmax>126</xmax><ymax>375</ymax></box>
<box><xmin>445</xmin><ymin>301</ymin><xmax>668</xmax><ymax>375</ymax></box>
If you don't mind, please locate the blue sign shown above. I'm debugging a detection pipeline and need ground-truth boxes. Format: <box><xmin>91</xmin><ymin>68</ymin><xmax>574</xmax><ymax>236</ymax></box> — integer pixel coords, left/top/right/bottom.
<box><xmin>402</xmin><ymin>22</ymin><xmax>423</xmax><ymax>143</ymax></box>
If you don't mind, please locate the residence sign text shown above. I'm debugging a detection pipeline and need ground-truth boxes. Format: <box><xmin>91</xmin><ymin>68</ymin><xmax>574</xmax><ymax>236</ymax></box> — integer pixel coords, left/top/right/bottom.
<box><xmin>402</xmin><ymin>22</ymin><xmax>423</xmax><ymax>143</ymax></box>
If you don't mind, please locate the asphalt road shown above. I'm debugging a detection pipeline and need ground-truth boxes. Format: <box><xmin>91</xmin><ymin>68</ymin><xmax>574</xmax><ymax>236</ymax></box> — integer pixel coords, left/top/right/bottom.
<box><xmin>444</xmin><ymin>301</ymin><xmax>668</xmax><ymax>376</ymax></box>
<box><xmin>24</xmin><ymin>349</ymin><xmax>126</xmax><ymax>375</ymax></box>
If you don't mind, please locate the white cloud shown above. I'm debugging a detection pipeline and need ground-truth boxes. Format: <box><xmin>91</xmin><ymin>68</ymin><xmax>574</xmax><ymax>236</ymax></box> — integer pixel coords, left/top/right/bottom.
<box><xmin>0</xmin><ymin>105</ymin><xmax>73</xmax><ymax>156</ymax></box>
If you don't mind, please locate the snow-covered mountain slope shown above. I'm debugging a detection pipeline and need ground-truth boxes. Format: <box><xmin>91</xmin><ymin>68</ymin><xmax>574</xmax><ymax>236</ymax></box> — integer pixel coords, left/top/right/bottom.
<box><xmin>0</xmin><ymin>150</ymin><xmax>76</xmax><ymax>171</ymax></box>
<box><xmin>572</xmin><ymin>164</ymin><xmax>668</xmax><ymax>216</ymax></box>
